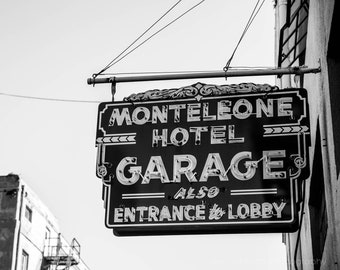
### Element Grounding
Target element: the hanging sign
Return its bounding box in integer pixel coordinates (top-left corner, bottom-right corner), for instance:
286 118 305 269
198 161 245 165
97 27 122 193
95 83 310 236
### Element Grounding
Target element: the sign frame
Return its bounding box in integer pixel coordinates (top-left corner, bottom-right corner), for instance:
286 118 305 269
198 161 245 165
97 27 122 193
95 83 310 236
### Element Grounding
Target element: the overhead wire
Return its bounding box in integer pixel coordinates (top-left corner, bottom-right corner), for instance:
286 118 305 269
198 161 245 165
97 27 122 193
93 0 206 77
223 0 266 74
0 92 101 103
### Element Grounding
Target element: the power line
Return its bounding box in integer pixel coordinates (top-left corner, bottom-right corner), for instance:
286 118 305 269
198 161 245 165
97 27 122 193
0 92 101 103
93 0 205 77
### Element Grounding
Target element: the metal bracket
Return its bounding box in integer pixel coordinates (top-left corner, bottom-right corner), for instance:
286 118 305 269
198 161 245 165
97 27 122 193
88 66 321 86
110 77 116 101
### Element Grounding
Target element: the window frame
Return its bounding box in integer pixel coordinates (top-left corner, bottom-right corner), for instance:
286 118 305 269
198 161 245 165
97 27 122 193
24 205 32 222
21 250 29 270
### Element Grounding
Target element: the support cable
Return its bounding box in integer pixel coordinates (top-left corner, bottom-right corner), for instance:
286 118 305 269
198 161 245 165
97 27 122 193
223 0 266 77
94 0 183 79
99 0 205 73
93 0 205 79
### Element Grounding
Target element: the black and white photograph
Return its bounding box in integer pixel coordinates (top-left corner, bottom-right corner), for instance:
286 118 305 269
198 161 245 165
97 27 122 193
1 1 338 270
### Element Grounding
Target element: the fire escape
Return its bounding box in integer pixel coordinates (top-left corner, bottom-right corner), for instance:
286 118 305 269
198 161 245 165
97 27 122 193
43 234 81 270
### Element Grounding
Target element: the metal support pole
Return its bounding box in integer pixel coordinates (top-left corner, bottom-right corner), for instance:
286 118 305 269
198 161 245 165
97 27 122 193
87 66 320 85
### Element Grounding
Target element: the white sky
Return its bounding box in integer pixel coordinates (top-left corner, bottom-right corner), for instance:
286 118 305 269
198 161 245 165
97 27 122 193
0 1 287 269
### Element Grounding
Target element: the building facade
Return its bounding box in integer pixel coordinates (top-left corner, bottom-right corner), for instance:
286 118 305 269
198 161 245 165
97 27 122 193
0 174 90 270
274 0 340 269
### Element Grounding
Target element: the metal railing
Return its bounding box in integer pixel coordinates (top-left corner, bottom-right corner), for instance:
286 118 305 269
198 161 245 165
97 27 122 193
43 235 80 268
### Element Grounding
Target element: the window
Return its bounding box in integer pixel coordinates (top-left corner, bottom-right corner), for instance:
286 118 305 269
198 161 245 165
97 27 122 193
21 250 29 270
45 227 51 240
25 205 32 222
277 0 309 68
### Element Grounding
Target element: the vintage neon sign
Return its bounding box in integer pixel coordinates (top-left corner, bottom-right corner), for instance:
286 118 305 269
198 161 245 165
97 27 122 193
95 83 310 236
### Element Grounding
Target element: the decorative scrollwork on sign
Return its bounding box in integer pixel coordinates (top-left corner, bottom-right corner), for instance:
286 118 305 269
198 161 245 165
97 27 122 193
289 154 307 179
123 82 279 102
293 156 306 169
97 164 108 178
